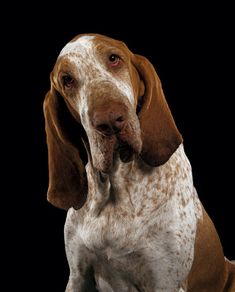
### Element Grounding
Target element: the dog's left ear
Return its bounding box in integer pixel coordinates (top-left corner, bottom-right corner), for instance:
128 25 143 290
132 54 183 166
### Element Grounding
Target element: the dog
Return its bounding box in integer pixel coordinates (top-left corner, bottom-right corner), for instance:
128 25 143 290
44 33 235 291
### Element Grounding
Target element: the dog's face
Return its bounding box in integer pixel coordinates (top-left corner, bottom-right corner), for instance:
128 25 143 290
51 34 144 173
44 34 182 209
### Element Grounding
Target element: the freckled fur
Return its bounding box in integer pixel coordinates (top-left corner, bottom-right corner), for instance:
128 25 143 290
44 34 235 291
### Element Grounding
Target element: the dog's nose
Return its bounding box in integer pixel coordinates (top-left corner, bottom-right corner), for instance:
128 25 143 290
92 104 127 136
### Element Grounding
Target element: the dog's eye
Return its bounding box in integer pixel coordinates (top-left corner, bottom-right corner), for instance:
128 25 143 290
109 54 121 67
62 74 74 88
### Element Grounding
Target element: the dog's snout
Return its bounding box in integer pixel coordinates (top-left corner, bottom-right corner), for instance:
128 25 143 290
92 104 127 136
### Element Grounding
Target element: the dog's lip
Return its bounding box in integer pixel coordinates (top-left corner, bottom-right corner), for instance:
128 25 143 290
118 143 134 162
116 138 140 163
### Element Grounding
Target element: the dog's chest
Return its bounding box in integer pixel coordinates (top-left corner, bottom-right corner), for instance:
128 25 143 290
66 191 199 290
80 207 138 256
78 192 197 256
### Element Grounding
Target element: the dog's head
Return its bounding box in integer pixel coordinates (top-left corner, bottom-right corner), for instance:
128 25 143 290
44 34 182 209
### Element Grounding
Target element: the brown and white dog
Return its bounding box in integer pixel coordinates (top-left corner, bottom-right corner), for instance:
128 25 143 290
44 34 235 291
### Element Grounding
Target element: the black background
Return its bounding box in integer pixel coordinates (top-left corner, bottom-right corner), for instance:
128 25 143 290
5 3 234 291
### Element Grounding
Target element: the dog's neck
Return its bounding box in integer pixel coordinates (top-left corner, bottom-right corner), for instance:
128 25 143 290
84 144 191 217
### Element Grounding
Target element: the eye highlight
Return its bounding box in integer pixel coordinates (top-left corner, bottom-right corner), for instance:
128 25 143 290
109 54 121 67
62 74 74 88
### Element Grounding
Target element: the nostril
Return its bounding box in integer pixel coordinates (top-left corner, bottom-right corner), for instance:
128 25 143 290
114 116 126 130
96 124 113 135
97 124 109 131
116 116 124 122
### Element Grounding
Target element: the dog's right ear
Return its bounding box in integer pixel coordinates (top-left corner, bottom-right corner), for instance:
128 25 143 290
43 87 88 210
132 54 183 166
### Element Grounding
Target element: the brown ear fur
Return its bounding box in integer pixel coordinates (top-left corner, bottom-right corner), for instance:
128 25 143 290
43 88 87 210
133 54 183 166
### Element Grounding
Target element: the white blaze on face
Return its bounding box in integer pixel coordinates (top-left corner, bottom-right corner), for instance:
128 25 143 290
59 35 135 110
59 35 95 57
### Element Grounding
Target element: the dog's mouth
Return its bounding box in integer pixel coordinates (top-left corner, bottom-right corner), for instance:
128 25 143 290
84 123 142 173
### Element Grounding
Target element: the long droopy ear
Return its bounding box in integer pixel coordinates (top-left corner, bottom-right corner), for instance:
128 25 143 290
43 87 87 210
132 54 183 166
